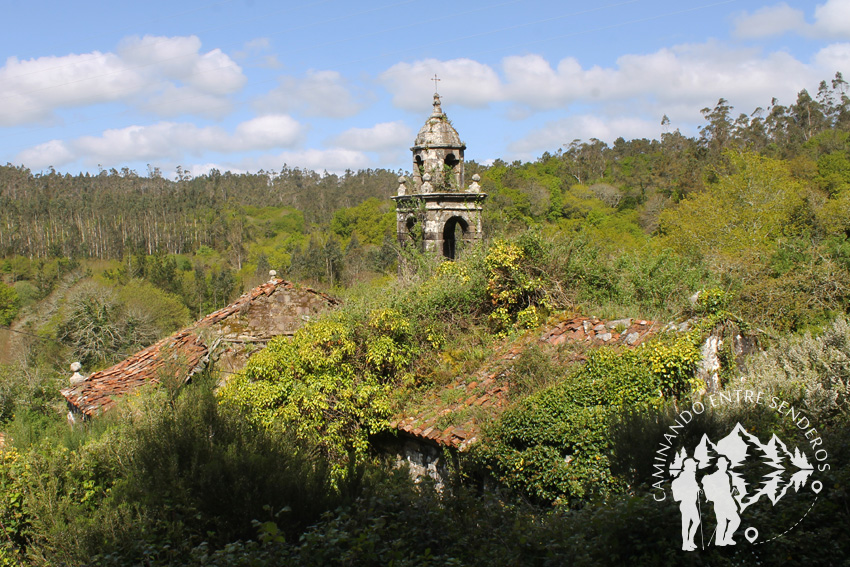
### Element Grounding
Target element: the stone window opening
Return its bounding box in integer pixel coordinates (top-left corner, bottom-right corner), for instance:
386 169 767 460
443 153 459 190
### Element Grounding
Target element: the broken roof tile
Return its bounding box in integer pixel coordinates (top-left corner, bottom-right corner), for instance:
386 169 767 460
393 314 660 451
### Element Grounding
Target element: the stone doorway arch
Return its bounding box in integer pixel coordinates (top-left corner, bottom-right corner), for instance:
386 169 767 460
442 216 469 259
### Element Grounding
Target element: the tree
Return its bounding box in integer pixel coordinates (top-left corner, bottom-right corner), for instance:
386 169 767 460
660 151 807 272
562 138 609 184
699 98 733 159
0 284 19 326
218 309 417 481
58 281 158 367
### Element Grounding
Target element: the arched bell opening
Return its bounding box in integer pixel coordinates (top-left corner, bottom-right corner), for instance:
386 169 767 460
414 155 425 182
443 153 460 190
405 216 422 247
442 216 469 260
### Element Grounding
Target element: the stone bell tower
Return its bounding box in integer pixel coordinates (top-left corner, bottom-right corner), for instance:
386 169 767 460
392 92 486 259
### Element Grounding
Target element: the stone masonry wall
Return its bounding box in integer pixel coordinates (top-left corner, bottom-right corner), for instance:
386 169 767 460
208 284 338 375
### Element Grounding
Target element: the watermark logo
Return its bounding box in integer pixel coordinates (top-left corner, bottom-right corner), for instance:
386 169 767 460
652 390 828 551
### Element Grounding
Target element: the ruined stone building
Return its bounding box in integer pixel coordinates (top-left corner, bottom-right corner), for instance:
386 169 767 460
61 277 338 418
392 93 487 259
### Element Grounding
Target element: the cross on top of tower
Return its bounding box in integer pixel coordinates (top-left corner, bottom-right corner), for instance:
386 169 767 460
432 74 440 93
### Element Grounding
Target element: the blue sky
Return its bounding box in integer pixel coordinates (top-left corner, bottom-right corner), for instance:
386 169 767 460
0 0 847 178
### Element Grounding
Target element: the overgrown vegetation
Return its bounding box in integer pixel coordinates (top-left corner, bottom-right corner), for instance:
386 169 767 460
477 327 705 506
2 76 850 564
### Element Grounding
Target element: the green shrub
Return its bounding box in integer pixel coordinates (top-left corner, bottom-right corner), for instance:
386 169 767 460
0 284 19 326
218 308 417 481
478 331 702 506
0 364 62 426
733 258 850 332
11 281 38 309
57 280 159 368
738 317 850 422
116 279 191 335
0 376 347 566
484 233 551 333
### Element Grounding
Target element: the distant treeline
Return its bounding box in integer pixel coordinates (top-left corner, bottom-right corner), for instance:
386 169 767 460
0 166 399 259
2 73 849 264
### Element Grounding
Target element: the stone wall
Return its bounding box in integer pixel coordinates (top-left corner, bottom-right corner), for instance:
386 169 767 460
378 433 450 491
206 283 338 375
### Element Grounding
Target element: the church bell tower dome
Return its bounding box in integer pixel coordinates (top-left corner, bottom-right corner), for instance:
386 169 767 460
410 93 466 193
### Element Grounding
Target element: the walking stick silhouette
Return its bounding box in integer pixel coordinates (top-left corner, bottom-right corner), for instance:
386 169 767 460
698 488 705 549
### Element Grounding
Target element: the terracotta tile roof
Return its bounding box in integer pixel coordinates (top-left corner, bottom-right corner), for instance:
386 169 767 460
60 330 208 416
392 315 660 451
61 279 339 417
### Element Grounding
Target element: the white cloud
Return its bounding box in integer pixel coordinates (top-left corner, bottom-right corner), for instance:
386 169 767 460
0 35 246 127
15 115 304 169
509 115 660 156
814 0 850 37
733 3 806 38
501 55 586 109
378 44 816 124
259 55 283 69
243 38 271 52
255 70 362 118
117 35 245 94
186 163 247 178
233 115 304 149
329 121 412 152
0 52 147 125
140 84 234 118
814 43 850 75
501 45 815 115
379 58 502 111
72 123 215 163
733 0 850 39
239 148 372 175
15 140 75 169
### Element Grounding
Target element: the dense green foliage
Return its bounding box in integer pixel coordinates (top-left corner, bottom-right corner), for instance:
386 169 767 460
0 284 18 326
2 76 850 564
0 166 398 260
478 329 704 506
218 308 417 480
0 377 365 566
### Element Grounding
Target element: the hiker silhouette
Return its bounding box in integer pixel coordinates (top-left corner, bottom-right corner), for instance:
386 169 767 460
702 456 741 546
671 457 701 551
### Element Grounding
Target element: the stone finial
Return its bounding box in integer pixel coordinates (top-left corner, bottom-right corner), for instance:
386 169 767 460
269 270 278 283
421 172 434 193
397 176 407 196
70 362 85 385
432 93 443 116
468 173 481 193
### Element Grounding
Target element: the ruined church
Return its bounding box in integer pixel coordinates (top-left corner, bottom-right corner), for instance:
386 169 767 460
60 91 486 416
